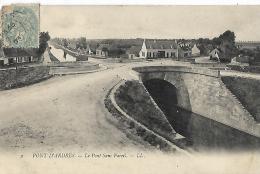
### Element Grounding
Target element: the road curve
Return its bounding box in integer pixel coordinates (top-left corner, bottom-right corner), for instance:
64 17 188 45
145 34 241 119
0 64 160 153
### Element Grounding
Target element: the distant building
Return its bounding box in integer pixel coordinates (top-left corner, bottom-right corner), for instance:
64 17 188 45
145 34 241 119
139 39 178 59
178 45 191 58
231 55 251 64
178 41 191 58
86 46 93 55
67 40 77 50
191 44 200 57
178 42 200 58
1 48 39 66
209 48 223 61
236 41 260 50
96 44 109 57
125 46 141 59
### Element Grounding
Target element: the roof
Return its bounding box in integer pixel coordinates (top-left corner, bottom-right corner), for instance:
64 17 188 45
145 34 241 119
209 48 225 58
96 44 110 51
126 46 141 55
210 48 220 53
179 45 191 51
3 48 39 57
145 39 178 49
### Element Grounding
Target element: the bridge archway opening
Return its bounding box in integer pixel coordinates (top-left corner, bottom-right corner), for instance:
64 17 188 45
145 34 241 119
143 79 191 138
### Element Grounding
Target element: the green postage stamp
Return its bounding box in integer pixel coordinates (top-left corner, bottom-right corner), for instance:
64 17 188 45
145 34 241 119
1 4 40 48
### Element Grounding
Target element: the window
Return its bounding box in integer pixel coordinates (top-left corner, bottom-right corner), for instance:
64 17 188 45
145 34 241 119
166 52 169 58
17 57 22 63
147 52 151 58
24 57 29 62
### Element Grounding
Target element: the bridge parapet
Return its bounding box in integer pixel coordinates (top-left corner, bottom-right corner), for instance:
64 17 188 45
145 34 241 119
133 66 220 78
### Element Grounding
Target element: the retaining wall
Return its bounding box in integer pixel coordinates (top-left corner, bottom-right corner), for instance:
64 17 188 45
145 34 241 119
0 66 51 90
227 64 260 73
134 66 260 138
222 76 260 122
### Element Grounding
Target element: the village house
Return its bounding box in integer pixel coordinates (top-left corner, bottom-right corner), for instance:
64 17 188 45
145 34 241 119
178 42 192 58
178 42 200 58
86 44 96 55
96 44 109 57
209 48 223 61
67 40 77 50
125 46 140 59
191 44 200 57
0 48 39 66
139 39 178 59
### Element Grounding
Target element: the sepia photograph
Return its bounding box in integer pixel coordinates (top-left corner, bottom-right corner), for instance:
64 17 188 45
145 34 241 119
0 1 260 173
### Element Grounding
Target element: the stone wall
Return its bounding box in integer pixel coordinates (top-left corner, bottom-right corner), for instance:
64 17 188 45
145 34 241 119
222 76 260 122
0 66 51 90
227 64 260 73
135 66 260 138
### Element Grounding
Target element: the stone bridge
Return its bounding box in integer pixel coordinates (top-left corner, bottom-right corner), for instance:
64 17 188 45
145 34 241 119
132 66 260 149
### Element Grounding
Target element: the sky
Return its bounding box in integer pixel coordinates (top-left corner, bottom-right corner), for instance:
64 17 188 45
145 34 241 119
39 5 260 41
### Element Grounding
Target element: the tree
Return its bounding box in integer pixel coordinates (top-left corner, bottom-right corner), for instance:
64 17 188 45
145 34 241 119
219 30 235 43
212 37 221 47
39 32 51 54
79 37 87 49
218 30 238 62
63 39 68 48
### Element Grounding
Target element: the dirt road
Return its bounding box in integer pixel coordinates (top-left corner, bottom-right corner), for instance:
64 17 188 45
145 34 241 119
0 64 159 153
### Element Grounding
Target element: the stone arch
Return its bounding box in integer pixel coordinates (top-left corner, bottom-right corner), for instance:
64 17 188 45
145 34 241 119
143 78 192 138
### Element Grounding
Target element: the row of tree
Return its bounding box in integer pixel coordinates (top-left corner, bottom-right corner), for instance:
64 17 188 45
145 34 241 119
52 37 88 50
197 30 238 62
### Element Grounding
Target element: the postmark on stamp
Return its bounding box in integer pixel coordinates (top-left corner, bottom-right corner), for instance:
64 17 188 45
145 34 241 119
1 4 40 48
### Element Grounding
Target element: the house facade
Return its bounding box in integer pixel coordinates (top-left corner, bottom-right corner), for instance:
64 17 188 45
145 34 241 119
125 46 141 59
209 48 221 61
191 44 200 57
178 43 192 58
1 48 39 66
178 42 200 58
96 44 109 57
139 39 178 59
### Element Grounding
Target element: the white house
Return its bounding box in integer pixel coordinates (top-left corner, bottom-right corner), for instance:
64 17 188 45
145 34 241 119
86 45 94 55
96 44 109 57
139 39 178 59
209 48 222 62
191 44 200 57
